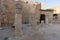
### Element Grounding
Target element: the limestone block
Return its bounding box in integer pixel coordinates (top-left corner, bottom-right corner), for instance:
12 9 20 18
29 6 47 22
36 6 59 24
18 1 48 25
40 21 45 27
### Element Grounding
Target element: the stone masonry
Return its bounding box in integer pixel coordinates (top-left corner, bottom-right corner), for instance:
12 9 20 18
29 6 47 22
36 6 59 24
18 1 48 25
14 13 23 36
0 0 15 26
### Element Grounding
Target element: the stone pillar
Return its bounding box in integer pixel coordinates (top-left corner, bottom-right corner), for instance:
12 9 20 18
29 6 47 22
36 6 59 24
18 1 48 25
31 14 37 30
14 13 23 36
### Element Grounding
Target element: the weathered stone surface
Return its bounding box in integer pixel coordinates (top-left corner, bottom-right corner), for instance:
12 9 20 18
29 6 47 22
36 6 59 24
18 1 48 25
14 13 23 36
0 0 15 26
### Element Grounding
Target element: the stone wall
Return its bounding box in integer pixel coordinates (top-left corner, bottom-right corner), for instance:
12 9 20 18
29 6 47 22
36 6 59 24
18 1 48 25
1 0 15 26
35 4 53 24
16 1 30 24
40 11 53 24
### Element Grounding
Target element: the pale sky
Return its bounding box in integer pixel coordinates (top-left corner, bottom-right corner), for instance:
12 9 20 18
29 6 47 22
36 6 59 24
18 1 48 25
27 0 60 9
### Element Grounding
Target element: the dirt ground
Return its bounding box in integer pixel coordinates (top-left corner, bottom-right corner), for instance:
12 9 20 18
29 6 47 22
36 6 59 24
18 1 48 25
0 24 60 40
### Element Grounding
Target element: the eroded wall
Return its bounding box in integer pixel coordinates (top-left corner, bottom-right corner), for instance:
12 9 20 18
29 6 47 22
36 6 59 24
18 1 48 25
1 0 15 26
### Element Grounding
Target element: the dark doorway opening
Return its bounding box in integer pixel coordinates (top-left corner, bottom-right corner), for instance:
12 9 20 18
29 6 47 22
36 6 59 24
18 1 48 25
40 14 45 23
53 14 58 20
53 14 57 16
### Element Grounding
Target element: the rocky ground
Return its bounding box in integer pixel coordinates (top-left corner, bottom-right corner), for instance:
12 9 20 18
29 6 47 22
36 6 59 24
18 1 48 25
0 24 60 40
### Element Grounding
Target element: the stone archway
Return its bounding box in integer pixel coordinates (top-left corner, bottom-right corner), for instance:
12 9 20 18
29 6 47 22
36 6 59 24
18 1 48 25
40 14 46 23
